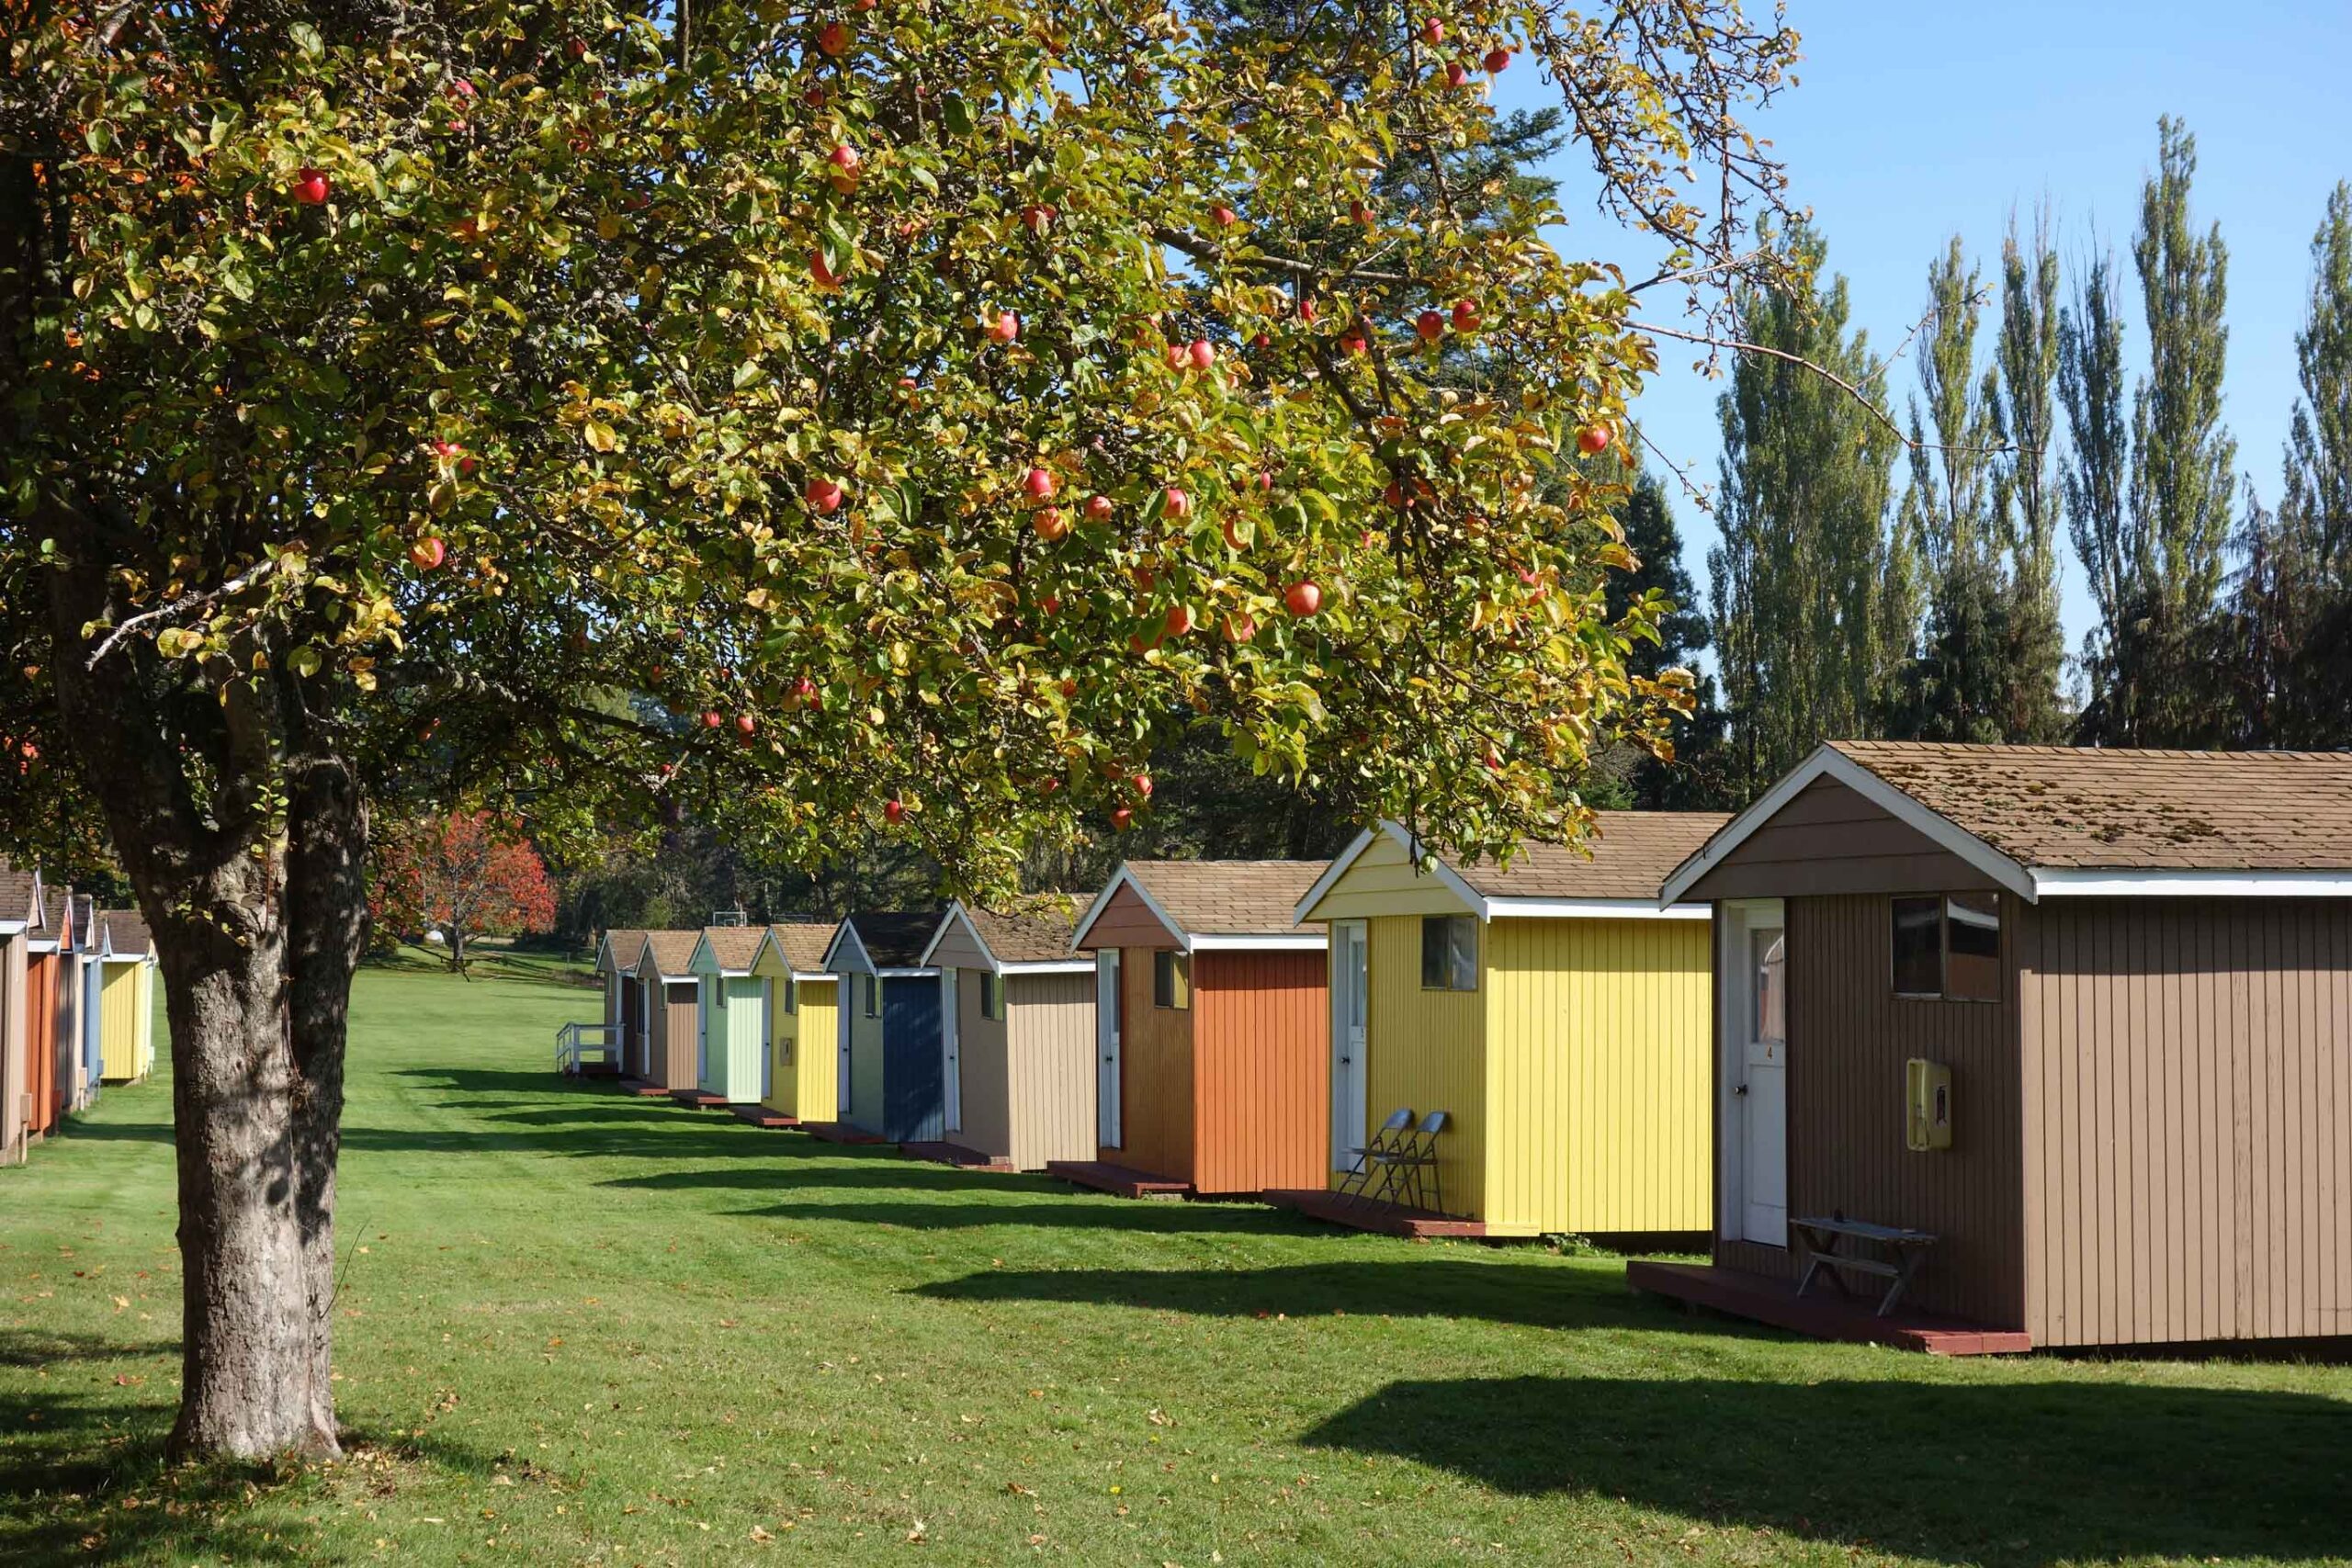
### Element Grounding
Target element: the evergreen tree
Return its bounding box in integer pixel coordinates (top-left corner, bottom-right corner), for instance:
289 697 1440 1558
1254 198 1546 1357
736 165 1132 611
1608 471 1731 807
2059 243 2134 718
1991 213 2071 740
1709 222 1905 802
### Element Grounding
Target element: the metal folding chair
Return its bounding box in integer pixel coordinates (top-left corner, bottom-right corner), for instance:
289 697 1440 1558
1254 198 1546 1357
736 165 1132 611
1337 1108 1416 1204
1365 1110 1448 1213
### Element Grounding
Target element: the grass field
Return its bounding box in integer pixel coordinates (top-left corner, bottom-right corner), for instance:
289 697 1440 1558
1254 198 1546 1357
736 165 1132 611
3 954 2348 1565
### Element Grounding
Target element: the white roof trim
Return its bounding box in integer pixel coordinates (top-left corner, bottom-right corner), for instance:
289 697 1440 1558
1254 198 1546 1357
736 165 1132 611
820 919 876 973
1069 863 1189 953
918 901 994 973
1190 932 1327 952
1486 897 1713 921
0 920 26 936
28 936 61 952
1003 958 1100 975
791 969 834 983
1658 743 2037 905
876 965 938 978
2031 868 2352 898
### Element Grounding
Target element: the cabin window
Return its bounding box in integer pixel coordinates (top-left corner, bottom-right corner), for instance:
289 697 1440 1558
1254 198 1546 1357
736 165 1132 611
1892 894 2002 1002
1152 950 1191 1010
783 976 797 1015
979 971 1005 1021
864 974 881 1017
1419 914 1478 991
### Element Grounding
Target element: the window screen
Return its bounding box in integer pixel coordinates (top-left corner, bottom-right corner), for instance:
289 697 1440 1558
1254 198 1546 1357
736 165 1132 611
864 973 880 1018
1152 950 1190 1010
980 971 1005 1021
783 976 797 1015
1891 897 1943 996
1420 915 1478 991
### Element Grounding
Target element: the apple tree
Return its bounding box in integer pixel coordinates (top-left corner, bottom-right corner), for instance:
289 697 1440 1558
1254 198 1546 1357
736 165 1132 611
1 0 1797 1458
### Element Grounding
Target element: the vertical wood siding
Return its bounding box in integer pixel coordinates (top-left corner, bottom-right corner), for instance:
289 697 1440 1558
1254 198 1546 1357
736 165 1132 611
2020 897 2352 1347
770 977 838 1120
1192 950 1330 1196
847 984 887 1134
1 937 22 1160
1110 946 1194 1179
1485 917 1713 1236
652 982 699 1091
1080 885 1182 949
1353 914 1487 1217
880 976 944 1144
952 966 1014 1158
618 976 645 1078
99 961 152 1083
719 976 766 1101
1750 894 2026 1327
1004 971 1099 1170
25 953 58 1135
1688 776 2006 900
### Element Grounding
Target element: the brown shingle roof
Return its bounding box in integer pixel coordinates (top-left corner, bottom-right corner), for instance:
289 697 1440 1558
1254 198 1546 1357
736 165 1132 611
699 926 766 972
40 886 72 938
767 919 838 974
99 909 153 957
962 896 1086 964
1829 741 2352 872
1449 812 1733 900
596 929 650 973
638 930 701 976
841 911 942 969
1125 860 1327 938
0 867 40 925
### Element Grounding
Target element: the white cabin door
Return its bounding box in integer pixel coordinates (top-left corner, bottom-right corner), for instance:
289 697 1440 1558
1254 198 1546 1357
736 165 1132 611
1095 949 1122 1148
1739 915 1789 1246
940 969 963 1133
1329 919 1370 1169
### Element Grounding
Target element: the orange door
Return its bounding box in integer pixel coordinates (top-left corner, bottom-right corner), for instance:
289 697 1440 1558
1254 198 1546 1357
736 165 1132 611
25 953 59 1136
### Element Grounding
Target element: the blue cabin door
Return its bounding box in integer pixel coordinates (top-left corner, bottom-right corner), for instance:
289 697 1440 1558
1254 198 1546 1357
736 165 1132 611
880 975 944 1144
82 962 104 1109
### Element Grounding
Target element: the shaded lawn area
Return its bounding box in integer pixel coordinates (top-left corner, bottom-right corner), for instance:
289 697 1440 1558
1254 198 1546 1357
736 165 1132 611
2 960 2347 1565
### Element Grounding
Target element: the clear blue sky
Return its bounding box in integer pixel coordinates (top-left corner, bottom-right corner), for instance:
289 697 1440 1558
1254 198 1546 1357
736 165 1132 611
1492 1 2352 668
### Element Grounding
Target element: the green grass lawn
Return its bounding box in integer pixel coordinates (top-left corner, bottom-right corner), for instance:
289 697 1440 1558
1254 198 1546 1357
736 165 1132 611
3 955 2347 1565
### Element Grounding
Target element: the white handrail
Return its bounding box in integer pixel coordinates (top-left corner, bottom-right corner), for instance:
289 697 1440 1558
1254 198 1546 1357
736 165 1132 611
555 1021 619 1076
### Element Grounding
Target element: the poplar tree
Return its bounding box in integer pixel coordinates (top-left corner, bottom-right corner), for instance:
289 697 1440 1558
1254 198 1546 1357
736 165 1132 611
2059 245 2134 725
1991 214 2069 740
1890 236 2007 740
1709 222 1905 801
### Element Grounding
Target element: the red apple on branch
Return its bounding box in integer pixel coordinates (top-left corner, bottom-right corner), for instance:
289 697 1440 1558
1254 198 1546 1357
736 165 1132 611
1033 507 1069 541
1284 580 1323 616
1415 309 1445 342
409 536 447 571
1084 494 1115 524
1451 299 1483 332
1162 486 1193 519
1023 466 1057 501
291 166 330 205
987 310 1021 344
806 476 845 513
827 142 862 190
1577 423 1613 456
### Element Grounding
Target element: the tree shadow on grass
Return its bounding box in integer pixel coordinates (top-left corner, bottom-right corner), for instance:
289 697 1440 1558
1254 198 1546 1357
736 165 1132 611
1299 1374 2352 1567
914 1258 1666 1331
739 1196 1327 1237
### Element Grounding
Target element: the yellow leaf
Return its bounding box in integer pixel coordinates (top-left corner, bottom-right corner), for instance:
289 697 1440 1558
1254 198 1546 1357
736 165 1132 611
583 421 618 453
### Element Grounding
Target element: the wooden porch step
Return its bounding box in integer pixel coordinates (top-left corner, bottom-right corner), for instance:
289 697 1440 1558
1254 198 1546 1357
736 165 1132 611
1044 1159 1192 1199
1624 1259 2032 1356
1262 1187 1488 1239
616 1077 673 1099
729 1104 797 1130
900 1141 1016 1172
798 1120 888 1145
669 1089 729 1110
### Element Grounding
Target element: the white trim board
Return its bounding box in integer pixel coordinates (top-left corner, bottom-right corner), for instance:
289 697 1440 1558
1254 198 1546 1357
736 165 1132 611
1003 959 1098 976
2030 868 2352 898
1189 932 1328 952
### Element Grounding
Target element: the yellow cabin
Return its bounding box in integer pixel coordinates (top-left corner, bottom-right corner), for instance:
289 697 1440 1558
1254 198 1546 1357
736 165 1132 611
1289 815 1725 1238
95 908 159 1085
755 920 841 1125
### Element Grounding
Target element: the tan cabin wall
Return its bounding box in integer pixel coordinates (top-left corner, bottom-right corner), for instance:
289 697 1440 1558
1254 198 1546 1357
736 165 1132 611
1689 776 2004 900
0 932 23 1165
1108 945 1194 1179
951 966 1013 1157
648 978 699 1089
1717 892 2028 1330
2019 897 2352 1347
1003 971 1099 1170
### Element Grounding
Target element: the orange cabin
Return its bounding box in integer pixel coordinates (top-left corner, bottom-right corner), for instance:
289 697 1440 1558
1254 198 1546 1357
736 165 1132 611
1062 860 1329 1198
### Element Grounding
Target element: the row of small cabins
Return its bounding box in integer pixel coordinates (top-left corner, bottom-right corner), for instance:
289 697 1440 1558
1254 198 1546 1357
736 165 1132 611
0 863 160 1167
584 741 2352 1355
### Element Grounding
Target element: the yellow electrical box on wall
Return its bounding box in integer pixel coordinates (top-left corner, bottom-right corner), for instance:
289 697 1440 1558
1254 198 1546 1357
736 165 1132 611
1905 1058 1952 1151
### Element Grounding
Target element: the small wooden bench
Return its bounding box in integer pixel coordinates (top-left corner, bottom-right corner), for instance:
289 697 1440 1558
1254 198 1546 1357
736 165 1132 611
1792 1215 1938 1317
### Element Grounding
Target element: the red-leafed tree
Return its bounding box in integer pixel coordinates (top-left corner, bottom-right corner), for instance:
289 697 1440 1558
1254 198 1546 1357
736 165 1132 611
369 813 557 973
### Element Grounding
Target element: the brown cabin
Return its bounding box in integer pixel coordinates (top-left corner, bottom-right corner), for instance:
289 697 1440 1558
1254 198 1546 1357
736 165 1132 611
1639 740 2352 1351
1062 860 1329 1198
594 928 650 1077
629 931 705 1092
0 864 45 1167
918 898 1097 1171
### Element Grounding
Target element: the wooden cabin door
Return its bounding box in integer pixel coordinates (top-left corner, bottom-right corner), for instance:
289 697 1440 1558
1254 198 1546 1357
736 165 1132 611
1738 913 1789 1246
1329 920 1369 1170
939 968 962 1134
1095 949 1122 1147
